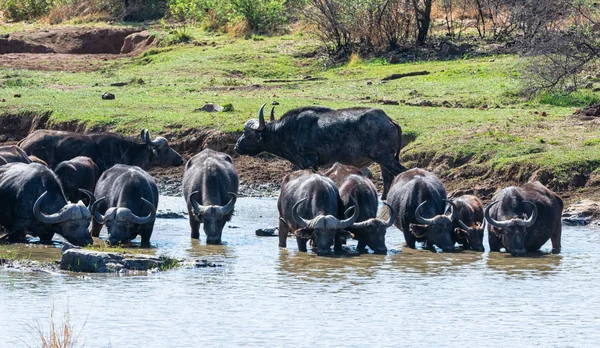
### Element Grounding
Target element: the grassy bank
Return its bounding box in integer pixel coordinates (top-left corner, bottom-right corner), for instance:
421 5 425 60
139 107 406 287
1 25 600 198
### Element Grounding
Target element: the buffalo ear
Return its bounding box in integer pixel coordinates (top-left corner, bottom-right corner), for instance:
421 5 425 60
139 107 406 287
294 228 313 239
409 223 428 238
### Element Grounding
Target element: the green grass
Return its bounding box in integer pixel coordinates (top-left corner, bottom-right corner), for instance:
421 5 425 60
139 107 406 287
1 27 600 193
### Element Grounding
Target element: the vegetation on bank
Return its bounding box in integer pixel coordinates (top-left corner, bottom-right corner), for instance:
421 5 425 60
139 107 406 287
1 25 600 193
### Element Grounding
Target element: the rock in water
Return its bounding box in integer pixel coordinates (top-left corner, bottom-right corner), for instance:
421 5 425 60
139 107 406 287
255 227 278 236
60 248 177 273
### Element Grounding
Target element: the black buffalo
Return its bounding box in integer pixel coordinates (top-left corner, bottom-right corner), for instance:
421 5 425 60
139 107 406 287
182 149 238 244
278 170 359 256
0 145 31 164
449 195 485 252
387 168 457 252
19 129 183 172
90 164 158 247
55 156 100 205
485 181 562 256
235 104 406 199
0 163 94 246
325 163 394 254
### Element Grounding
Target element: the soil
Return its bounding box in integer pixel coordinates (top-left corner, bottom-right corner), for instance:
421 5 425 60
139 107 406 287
0 27 155 72
572 103 600 120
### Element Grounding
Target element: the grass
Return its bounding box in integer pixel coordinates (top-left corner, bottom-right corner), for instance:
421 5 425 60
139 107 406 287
1 25 600 194
26 303 86 348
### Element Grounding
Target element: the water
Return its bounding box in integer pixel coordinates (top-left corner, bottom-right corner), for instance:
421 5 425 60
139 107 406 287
2 197 600 347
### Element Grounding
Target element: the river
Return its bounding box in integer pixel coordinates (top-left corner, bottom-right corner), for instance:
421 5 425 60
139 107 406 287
1 197 599 347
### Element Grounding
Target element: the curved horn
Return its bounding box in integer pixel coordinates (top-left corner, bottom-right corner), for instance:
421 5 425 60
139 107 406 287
444 199 457 220
189 191 207 216
123 198 156 225
335 196 360 229
292 197 311 228
523 200 538 228
458 219 473 234
78 188 96 208
270 106 276 122
415 201 435 225
256 103 266 130
90 197 107 224
484 201 511 228
216 193 237 216
141 129 151 144
33 191 69 224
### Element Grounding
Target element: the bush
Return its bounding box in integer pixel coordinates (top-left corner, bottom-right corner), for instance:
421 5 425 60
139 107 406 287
1 0 52 21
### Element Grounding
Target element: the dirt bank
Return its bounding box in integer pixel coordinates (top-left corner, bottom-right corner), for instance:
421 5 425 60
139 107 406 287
0 27 155 72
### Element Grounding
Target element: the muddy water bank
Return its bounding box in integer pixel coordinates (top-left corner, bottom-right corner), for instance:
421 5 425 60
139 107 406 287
2 197 600 347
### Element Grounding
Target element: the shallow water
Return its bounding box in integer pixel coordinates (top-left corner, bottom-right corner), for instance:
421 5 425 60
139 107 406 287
2 197 600 347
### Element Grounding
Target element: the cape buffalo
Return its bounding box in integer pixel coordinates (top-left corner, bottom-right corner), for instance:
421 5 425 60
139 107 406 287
278 170 359 256
387 168 457 252
0 145 31 164
484 181 562 256
235 104 406 199
19 129 183 172
325 163 394 254
449 195 485 252
55 156 100 205
0 163 94 246
182 149 238 244
90 164 158 247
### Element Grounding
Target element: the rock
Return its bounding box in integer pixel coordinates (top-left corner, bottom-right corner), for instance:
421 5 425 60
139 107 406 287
120 31 156 55
0 135 7 143
156 211 187 219
366 81 373 85
585 82 594 89
60 248 178 273
0 98 5 102
102 92 115 100
562 199 600 225
381 99 399 105
194 103 223 113
13 93 21 98
256 227 278 237
110 82 128 87
222 103 234 112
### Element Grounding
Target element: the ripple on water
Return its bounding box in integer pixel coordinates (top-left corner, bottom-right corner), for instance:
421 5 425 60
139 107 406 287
2 197 600 347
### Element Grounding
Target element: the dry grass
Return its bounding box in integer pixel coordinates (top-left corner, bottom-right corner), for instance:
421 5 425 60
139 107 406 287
25 303 86 348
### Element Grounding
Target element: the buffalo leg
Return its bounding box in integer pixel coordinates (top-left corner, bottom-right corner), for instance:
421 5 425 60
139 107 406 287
550 225 562 254
91 220 102 238
141 230 152 248
356 239 368 253
189 214 200 239
488 228 502 252
297 237 308 252
278 218 289 248
378 160 406 200
403 224 417 249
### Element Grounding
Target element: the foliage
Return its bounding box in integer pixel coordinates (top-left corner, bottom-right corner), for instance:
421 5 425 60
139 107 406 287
1 0 52 21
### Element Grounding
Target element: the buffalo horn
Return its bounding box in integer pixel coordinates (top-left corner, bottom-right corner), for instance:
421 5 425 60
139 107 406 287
257 103 266 130
523 201 538 227
90 197 107 224
415 201 435 225
270 106 276 122
458 219 473 234
33 191 70 224
215 193 237 216
292 197 311 228
335 196 360 229
444 199 457 220
78 188 96 208
123 198 156 225
484 201 510 228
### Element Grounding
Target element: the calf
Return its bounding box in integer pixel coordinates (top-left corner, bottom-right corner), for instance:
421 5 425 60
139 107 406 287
55 156 100 205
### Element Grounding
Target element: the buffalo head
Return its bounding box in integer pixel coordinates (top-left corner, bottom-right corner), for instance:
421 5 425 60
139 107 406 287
485 200 537 257
190 192 236 244
33 189 95 246
234 104 274 156
409 200 456 252
91 197 156 246
350 202 394 254
292 196 359 256
140 129 184 167
454 219 485 252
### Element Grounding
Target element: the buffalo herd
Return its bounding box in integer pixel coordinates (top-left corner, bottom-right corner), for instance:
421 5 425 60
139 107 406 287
0 104 563 258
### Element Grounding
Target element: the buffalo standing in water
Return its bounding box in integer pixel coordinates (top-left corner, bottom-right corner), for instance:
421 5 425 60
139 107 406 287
386 168 457 252
278 170 359 256
325 163 394 254
485 181 562 256
55 156 100 205
90 165 158 247
235 104 406 199
0 163 94 246
449 195 485 252
19 129 184 172
182 149 238 244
